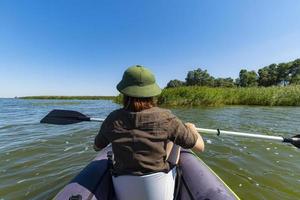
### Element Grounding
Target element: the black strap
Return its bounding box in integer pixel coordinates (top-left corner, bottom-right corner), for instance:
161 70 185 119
173 165 182 200
107 151 117 176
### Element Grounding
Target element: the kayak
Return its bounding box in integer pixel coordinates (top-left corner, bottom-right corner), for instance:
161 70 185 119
54 146 240 200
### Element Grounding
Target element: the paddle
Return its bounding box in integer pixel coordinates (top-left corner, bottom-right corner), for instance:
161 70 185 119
41 109 300 149
40 109 101 125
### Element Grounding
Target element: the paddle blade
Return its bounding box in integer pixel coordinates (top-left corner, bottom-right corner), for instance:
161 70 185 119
292 135 300 148
40 109 90 125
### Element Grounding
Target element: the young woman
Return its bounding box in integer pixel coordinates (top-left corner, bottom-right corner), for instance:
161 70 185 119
94 65 204 200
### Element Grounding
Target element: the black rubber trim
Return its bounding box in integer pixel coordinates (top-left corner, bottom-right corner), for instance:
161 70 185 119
181 174 195 200
174 166 182 200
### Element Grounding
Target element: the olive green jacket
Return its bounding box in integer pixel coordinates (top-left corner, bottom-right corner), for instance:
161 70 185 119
94 107 197 176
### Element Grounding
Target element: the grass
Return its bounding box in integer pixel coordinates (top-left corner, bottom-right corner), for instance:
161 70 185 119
157 85 300 106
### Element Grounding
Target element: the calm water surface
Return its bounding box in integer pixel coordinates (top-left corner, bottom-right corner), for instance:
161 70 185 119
0 99 299 200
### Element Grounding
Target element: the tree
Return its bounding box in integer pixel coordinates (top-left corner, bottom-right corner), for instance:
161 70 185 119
166 79 185 88
235 78 240 86
276 63 290 86
239 69 258 87
258 67 270 86
290 59 300 84
290 74 300 84
257 64 283 86
185 68 214 86
268 64 278 85
239 69 248 87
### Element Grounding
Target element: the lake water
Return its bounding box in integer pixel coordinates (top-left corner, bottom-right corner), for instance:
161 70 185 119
0 99 299 200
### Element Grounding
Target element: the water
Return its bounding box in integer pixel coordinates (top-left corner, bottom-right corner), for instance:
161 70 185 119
0 99 299 200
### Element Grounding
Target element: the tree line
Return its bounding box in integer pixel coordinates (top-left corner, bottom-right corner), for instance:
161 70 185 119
166 58 300 88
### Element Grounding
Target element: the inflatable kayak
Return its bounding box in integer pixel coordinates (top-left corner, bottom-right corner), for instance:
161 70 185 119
54 146 240 200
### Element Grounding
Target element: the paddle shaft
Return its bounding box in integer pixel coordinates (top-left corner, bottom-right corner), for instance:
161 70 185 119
196 128 284 142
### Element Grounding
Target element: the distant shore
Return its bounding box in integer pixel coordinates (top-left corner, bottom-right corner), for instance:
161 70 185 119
19 96 116 100
19 85 300 106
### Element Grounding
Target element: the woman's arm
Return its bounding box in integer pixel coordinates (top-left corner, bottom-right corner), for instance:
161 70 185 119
185 123 205 153
167 116 205 151
94 129 110 151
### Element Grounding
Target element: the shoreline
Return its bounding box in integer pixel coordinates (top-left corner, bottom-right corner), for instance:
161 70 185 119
17 85 300 106
19 96 116 100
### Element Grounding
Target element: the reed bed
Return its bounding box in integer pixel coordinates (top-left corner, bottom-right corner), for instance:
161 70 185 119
157 85 300 106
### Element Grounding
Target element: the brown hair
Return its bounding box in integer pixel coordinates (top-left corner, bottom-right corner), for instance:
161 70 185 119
123 95 156 112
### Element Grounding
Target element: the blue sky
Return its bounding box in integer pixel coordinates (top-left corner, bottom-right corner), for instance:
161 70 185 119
0 0 300 97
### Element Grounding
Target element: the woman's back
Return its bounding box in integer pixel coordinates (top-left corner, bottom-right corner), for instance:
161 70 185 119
95 107 197 176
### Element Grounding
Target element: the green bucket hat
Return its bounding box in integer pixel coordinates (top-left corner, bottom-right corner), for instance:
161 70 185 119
117 65 162 97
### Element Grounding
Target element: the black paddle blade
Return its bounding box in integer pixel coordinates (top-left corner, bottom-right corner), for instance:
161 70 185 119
292 135 300 148
40 109 90 125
